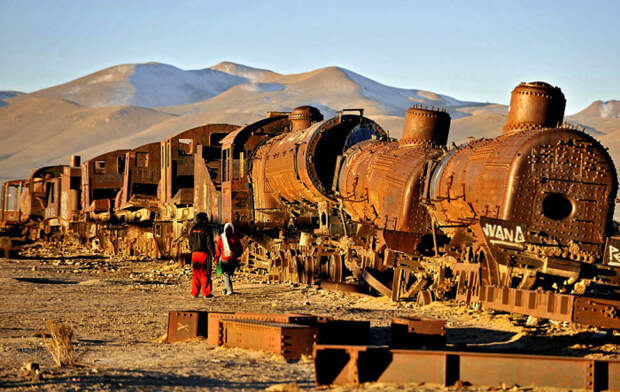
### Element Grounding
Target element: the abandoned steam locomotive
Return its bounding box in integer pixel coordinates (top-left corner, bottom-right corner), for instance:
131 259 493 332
1 81 619 328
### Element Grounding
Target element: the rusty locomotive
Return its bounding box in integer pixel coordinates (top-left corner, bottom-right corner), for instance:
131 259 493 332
2 81 619 327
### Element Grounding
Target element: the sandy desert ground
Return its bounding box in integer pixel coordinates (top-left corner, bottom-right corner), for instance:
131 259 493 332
0 243 618 391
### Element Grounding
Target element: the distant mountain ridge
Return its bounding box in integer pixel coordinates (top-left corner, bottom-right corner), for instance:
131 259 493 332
0 91 24 107
576 100 620 119
30 62 250 107
0 61 617 182
27 61 477 116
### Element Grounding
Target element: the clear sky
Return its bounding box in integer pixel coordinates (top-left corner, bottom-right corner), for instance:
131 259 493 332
1 0 618 114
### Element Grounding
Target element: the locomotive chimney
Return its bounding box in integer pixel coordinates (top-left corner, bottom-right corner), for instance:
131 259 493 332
400 106 451 146
503 81 566 133
70 155 81 167
289 106 323 132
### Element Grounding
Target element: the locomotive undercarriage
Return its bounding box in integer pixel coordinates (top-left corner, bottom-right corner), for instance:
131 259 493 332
239 216 620 329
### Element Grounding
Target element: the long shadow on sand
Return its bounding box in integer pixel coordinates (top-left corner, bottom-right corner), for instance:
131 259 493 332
16 255 108 261
459 330 619 356
14 277 78 285
3 368 315 390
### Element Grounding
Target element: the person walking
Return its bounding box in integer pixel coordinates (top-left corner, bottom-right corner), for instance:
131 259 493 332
189 212 215 298
215 222 243 295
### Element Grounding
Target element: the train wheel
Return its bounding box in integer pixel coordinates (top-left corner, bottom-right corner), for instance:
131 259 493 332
328 253 343 282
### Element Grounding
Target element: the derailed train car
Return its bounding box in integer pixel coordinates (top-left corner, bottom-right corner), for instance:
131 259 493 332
1 81 619 327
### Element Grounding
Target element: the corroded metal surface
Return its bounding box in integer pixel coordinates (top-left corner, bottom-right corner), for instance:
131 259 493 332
503 81 566 133
289 105 323 132
221 319 316 359
166 311 208 343
219 116 289 226
391 316 446 349
251 112 387 220
314 345 620 390
82 150 129 216
1 179 26 226
479 285 620 329
400 106 450 146
116 142 161 214
159 124 238 207
206 311 317 346
335 140 440 239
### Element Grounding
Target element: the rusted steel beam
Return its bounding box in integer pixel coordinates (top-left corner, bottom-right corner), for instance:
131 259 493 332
573 296 620 329
362 269 392 298
206 312 317 346
479 285 620 329
479 285 574 322
166 311 208 343
314 345 620 391
222 319 316 359
391 316 446 349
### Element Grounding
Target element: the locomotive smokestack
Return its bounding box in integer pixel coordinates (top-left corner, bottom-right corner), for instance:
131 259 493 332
503 81 566 133
70 155 81 167
400 106 451 146
289 106 323 132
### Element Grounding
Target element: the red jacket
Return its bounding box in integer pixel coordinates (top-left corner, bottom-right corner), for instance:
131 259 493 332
215 234 243 262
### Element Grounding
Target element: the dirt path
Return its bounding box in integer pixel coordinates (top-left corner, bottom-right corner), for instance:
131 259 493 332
0 247 618 391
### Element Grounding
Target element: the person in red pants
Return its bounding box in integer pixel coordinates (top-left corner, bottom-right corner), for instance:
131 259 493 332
189 212 215 298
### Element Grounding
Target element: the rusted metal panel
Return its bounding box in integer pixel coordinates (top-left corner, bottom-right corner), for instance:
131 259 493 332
166 311 208 343
222 319 316 359
391 316 446 349
314 345 620 391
